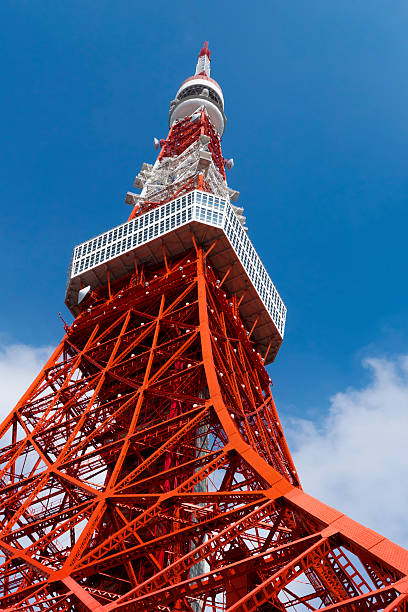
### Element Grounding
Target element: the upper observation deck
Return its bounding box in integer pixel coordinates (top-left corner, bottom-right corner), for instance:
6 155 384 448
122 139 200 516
65 190 286 363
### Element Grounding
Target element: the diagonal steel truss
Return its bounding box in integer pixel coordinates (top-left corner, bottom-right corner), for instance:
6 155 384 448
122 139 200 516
1 242 408 611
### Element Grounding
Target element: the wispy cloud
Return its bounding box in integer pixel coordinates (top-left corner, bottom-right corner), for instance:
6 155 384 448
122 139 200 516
0 343 53 423
286 355 408 546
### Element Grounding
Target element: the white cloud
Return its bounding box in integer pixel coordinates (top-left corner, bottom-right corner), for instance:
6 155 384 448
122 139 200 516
0 343 53 423
286 355 408 546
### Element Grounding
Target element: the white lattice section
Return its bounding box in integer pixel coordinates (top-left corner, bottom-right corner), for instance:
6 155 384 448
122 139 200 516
135 136 229 206
195 54 211 76
69 190 286 337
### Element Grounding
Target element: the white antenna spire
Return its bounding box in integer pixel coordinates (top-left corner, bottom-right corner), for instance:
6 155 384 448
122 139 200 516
195 41 211 77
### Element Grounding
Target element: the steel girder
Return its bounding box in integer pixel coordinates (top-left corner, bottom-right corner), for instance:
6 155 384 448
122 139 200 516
0 244 408 611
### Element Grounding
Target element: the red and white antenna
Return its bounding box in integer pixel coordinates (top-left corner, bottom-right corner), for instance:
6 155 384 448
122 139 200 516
169 41 225 134
195 40 211 76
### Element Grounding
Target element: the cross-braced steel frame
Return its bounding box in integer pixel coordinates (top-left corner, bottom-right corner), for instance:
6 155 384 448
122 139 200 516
1 241 408 611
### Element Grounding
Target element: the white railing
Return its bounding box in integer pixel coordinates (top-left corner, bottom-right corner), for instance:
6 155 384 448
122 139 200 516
68 190 286 337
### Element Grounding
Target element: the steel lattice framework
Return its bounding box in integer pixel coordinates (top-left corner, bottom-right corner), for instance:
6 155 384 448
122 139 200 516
1 43 408 611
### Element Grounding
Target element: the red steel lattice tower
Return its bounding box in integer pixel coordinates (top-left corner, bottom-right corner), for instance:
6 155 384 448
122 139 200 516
1 43 408 612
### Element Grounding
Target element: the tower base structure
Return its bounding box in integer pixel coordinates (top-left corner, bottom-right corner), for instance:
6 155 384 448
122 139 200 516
1 243 408 611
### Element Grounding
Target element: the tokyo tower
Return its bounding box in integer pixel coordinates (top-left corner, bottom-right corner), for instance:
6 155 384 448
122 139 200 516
1 42 408 611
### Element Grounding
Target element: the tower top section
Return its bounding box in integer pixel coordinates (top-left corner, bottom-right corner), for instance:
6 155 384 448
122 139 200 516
169 42 226 135
65 43 287 362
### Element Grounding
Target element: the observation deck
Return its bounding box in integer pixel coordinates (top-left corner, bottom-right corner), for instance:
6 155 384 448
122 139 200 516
65 190 286 362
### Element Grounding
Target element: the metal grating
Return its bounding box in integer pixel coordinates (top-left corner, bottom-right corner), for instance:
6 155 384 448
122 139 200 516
67 190 287 338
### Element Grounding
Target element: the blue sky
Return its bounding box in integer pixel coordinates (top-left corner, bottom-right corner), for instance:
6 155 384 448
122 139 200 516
1 2 408 536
